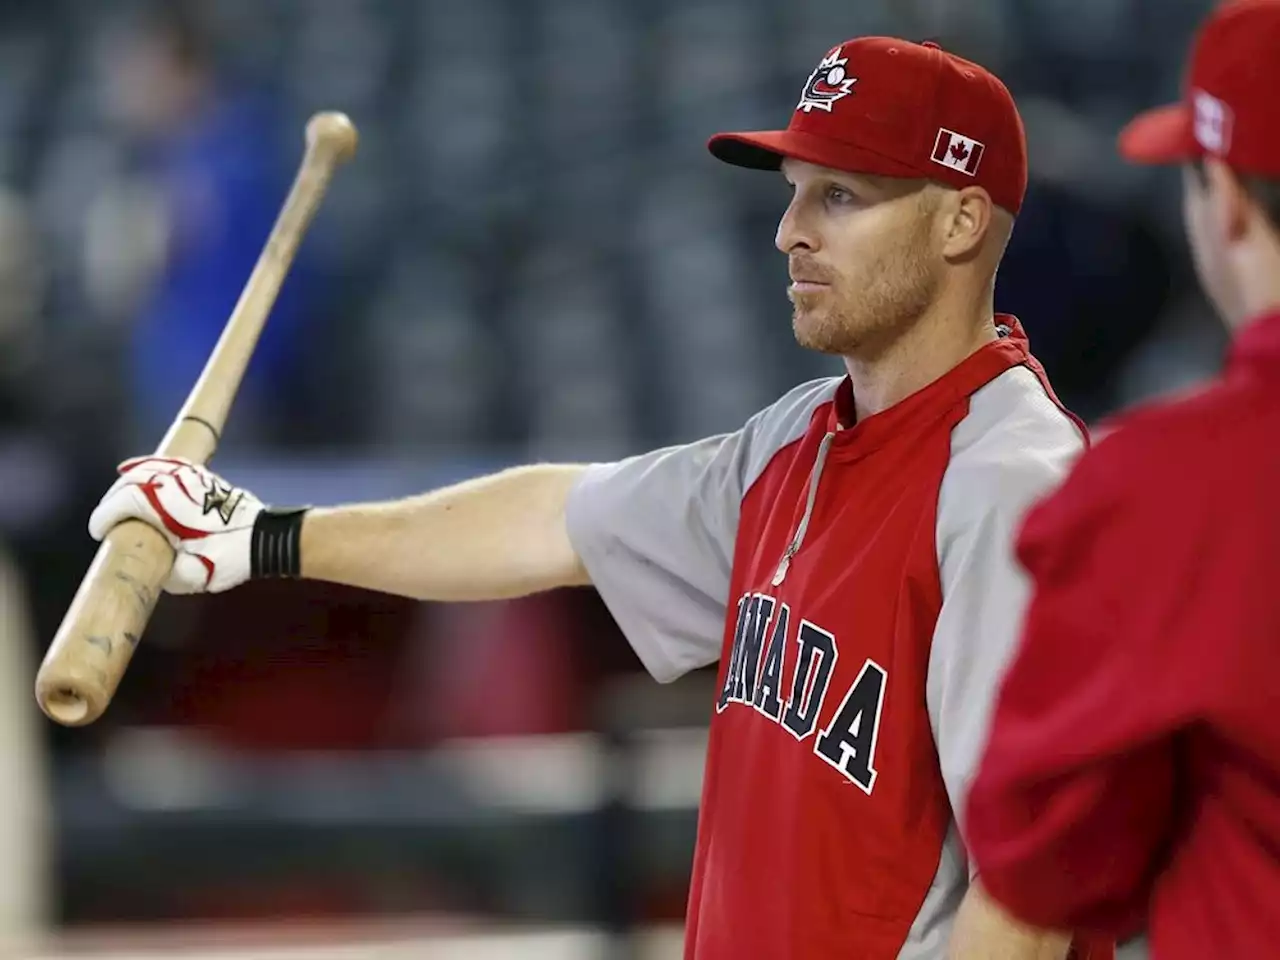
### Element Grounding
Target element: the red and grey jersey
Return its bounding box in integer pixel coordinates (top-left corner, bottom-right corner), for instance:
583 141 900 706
566 316 1088 959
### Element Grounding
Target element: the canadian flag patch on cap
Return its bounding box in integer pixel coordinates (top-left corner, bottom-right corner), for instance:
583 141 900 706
931 128 984 176
1192 90 1233 155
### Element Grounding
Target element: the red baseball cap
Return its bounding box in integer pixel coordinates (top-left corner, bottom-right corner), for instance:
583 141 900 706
708 37 1029 215
1119 0 1280 175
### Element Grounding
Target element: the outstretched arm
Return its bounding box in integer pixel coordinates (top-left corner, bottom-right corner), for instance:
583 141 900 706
300 464 592 600
88 457 592 600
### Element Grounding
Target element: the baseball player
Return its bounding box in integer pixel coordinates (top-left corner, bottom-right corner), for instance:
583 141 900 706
89 37 1099 959
963 2 1280 958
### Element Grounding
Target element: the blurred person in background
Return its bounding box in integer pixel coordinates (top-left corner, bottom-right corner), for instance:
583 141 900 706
0 541 52 953
83 35 1109 959
964 3 1280 958
0 190 53 954
97 0 313 451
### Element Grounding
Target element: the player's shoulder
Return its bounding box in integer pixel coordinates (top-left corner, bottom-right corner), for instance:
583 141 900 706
1016 374 1280 566
1110 372 1266 442
750 376 842 434
941 364 1088 519
1070 374 1270 497
739 376 842 485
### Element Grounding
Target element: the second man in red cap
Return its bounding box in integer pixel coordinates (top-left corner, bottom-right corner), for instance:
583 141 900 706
966 3 1280 957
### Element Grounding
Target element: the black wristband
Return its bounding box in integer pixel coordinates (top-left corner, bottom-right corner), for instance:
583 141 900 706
250 507 309 579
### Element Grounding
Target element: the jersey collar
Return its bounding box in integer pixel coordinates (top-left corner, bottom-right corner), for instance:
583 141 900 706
1227 308 1280 373
827 314 1031 458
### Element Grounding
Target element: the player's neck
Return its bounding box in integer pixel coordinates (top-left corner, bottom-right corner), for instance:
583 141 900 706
841 298 998 424
1229 231 1280 328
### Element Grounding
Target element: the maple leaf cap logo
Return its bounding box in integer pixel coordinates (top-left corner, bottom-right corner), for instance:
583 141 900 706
796 47 858 114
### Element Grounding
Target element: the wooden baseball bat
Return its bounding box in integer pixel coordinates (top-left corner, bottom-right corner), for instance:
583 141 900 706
34 111 359 727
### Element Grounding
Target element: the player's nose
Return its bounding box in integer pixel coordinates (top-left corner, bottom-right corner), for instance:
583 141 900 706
775 197 819 255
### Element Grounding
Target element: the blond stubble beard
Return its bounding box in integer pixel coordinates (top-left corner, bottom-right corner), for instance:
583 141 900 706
790 202 942 359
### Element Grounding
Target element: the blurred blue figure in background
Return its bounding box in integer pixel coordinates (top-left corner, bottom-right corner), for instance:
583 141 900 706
100 1 313 450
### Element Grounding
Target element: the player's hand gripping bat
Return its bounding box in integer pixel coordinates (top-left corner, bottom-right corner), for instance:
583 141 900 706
33 111 359 727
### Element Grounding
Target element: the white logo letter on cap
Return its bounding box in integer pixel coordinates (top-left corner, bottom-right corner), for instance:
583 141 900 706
1193 89 1233 155
931 128 985 176
797 47 858 113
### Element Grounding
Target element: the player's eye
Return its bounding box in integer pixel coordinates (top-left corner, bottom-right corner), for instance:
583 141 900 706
825 184 855 205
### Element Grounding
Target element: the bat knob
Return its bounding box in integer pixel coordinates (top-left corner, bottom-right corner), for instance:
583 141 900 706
306 111 359 164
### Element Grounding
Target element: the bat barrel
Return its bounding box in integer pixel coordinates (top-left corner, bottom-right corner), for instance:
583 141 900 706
43 688 91 726
34 517 172 726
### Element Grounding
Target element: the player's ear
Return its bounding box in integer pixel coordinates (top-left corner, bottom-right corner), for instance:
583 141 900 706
939 186 993 262
1203 157 1251 245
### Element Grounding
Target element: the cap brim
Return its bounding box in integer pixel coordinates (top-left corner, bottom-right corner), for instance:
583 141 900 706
1118 103 1197 165
708 129 924 179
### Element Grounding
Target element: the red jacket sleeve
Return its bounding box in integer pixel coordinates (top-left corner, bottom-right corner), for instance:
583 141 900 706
963 428 1212 940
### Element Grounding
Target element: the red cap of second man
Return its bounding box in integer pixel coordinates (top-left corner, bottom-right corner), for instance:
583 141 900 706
708 37 1029 215
1119 0 1280 175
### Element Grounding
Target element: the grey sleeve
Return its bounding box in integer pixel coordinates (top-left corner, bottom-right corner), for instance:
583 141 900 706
927 375 1085 861
565 379 838 683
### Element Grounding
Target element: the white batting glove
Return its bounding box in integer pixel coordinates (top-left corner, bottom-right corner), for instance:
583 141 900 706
88 456 306 594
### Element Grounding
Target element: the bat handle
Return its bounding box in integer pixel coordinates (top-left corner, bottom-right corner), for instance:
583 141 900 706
306 111 358 165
